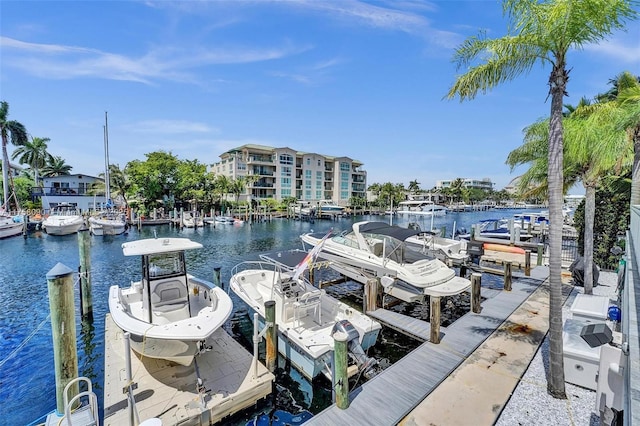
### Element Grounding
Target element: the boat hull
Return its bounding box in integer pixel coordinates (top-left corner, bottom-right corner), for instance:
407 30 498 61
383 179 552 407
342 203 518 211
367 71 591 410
42 216 85 235
89 217 127 236
0 220 23 239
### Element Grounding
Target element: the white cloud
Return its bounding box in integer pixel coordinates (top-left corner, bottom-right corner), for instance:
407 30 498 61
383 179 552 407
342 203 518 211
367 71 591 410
583 38 640 64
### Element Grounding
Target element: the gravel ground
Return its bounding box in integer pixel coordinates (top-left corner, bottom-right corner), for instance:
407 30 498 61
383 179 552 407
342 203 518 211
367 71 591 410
495 270 620 426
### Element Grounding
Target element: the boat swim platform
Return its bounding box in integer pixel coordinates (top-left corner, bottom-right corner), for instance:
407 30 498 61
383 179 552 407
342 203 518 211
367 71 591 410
103 314 274 426
304 266 552 426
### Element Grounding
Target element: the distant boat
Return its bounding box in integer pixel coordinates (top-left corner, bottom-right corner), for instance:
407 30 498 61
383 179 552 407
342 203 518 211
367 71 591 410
318 200 345 215
42 203 85 236
0 212 23 239
404 222 469 266
89 112 127 237
89 212 127 236
457 218 534 241
108 237 233 366
396 200 447 216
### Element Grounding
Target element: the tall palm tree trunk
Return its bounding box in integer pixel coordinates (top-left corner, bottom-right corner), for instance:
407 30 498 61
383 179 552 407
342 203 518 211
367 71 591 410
632 130 640 206
583 184 596 294
1 136 9 208
547 63 567 399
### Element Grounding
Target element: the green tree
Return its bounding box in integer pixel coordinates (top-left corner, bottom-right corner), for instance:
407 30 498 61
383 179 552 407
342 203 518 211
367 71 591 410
125 151 181 211
408 180 421 194
446 0 637 398
41 155 72 177
11 136 54 189
0 101 29 210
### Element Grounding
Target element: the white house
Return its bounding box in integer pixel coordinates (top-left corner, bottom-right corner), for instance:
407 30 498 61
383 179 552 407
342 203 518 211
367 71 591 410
37 174 107 212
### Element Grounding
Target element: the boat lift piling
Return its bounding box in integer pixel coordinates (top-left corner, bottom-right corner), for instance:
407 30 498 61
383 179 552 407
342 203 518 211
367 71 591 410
46 263 79 415
333 331 349 409
78 228 93 321
504 261 513 291
265 300 278 372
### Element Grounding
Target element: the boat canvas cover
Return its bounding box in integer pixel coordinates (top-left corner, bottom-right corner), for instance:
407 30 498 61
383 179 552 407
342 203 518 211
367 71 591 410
259 250 308 271
358 221 421 242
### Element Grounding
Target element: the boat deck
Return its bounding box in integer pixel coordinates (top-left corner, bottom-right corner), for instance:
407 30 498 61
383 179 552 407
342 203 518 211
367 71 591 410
304 266 550 425
103 314 274 425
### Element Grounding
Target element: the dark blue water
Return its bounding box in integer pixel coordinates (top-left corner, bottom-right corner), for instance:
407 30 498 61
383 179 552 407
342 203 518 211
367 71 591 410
0 209 537 425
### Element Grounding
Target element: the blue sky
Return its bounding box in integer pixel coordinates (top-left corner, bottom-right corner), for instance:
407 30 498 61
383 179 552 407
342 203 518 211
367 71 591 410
1 1 638 193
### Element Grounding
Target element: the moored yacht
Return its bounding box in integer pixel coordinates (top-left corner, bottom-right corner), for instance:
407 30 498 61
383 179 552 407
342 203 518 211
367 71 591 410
229 250 381 381
42 203 85 236
300 221 470 303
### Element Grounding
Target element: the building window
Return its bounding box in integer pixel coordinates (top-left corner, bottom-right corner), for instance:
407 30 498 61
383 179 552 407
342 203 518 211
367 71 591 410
306 158 311 166
340 161 350 171
279 154 293 165
281 166 292 177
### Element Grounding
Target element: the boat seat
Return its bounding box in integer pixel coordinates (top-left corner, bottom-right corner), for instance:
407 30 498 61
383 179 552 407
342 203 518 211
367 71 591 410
371 241 383 257
151 278 190 323
293 290 323 326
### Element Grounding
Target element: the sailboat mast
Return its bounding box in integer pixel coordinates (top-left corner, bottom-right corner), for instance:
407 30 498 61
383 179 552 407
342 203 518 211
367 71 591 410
104 111 111 207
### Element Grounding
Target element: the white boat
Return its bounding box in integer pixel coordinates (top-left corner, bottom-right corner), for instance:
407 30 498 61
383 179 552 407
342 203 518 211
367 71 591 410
211 215 243 225
0 213 23 239
457 218 536 242
42 203 85 236
404 223 469 266
88 113 127 237
182 212 204 228
229 250 381 381
300 221 470 303
89 211 127 236
292 202 316 217
108 237 233 366
318 200 345 215
396 200 447 216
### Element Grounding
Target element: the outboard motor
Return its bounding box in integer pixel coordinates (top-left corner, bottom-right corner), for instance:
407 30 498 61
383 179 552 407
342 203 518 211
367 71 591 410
332 320 379 380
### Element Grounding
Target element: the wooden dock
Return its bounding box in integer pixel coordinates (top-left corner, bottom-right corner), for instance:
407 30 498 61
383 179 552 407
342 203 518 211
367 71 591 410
304 266 550 426
103 314 274 425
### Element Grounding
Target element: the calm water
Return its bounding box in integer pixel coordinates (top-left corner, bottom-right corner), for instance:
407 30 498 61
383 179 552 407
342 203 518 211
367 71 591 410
0 209 537 425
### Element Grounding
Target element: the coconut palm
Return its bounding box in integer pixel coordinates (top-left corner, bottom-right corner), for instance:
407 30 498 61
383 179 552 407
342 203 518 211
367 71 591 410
11 136 54 189
41 156 73 177
0 101 29 209
446 0 637 398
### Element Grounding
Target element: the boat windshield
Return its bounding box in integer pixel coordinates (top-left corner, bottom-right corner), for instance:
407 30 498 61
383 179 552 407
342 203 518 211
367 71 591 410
146 251 186 279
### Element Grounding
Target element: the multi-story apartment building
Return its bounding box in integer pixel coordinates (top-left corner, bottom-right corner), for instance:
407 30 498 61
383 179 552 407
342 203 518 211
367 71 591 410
211 144 367 206
436 177 494 191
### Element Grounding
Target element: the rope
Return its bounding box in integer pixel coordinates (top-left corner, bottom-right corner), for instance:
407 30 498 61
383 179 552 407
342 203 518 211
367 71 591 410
0 313 51 368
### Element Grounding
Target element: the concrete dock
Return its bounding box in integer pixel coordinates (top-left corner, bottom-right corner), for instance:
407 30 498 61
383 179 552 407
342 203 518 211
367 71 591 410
103 314 274 425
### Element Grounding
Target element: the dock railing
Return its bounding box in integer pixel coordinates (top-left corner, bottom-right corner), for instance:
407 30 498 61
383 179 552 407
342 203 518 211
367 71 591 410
624 205 640 424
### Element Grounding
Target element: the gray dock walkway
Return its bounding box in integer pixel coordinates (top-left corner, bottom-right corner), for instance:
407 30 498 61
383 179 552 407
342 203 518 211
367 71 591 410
103 314 274 425
305 266 550 426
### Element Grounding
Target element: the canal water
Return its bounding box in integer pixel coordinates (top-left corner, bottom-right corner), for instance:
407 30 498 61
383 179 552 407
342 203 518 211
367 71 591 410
0 209 538 425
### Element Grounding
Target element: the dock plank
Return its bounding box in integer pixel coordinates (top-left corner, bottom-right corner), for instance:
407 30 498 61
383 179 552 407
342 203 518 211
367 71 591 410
305 267 549 426
103 314 274 425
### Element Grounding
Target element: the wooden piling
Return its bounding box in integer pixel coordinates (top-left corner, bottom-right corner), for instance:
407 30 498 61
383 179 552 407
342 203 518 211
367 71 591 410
430 296 441 344
213 266 222 290
78 228 93 321
525 250 531 276
536 243 544 266
265 300 277 373
504 261 512 291
364 278 379 312
46 263 79 414
459 264 467 278
471 273 482 314
333 331 349 409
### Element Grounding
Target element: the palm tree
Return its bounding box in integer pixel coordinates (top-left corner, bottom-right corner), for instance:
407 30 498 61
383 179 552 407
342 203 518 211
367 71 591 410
41 156 73 177
408 180 421 194
11 136 54 188
0 101 29 209
446 0 637 398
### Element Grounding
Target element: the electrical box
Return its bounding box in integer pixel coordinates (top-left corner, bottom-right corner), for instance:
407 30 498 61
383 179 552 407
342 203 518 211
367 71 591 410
570 294 610 322
563 318 602 390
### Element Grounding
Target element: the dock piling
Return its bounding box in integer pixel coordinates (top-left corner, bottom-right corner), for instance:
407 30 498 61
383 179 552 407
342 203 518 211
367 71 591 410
333 331 350 409
265 301 277 372
46 263 79 415
471 273 482 313
525 250 531 276
430 296 441 344
364 278 379 312
78 228 93 321
504 261 512 291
